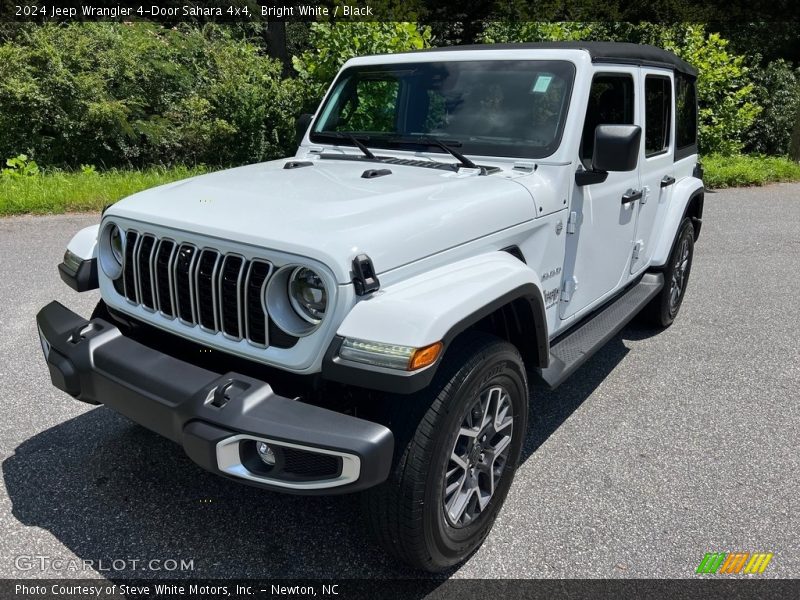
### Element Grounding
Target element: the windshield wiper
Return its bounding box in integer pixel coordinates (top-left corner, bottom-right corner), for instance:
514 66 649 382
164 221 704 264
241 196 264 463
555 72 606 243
317 131 380 160
388 136 478 170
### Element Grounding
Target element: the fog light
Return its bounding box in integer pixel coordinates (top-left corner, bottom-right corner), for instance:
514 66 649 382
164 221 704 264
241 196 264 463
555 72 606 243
256 441 276 466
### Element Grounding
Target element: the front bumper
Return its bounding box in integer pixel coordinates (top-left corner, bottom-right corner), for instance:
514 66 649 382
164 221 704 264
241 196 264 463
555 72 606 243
36 301 394 494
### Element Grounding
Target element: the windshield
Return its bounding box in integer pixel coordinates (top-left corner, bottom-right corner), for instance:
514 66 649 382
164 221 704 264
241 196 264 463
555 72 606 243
311 60 576 160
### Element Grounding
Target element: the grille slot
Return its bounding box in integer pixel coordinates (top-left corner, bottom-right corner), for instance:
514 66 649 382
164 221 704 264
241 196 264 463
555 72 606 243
119 232 288 348
174 244 197 324
244 260 271 347
137 234 157 310
123 231 139 303
195 249 221 331
220 255 245 339
154 240 176 317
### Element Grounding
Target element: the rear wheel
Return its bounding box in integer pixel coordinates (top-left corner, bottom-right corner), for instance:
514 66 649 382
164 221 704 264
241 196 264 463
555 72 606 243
643 218 695 327
363 332 528 571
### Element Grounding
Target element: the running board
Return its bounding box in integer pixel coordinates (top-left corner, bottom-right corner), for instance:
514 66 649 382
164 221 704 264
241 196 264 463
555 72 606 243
538 272 664 389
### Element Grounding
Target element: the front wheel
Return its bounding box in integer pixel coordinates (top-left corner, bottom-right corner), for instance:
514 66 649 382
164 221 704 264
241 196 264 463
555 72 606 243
363 333 528 571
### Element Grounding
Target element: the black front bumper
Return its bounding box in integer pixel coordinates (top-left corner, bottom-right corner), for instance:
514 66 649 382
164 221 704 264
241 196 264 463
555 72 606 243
36 301 394 494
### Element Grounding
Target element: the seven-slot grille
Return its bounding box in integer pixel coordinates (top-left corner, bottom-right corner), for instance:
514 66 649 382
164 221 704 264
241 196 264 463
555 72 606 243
120 230 279 347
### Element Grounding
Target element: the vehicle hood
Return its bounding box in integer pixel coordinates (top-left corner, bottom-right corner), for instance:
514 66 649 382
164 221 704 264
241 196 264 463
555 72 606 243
108 158 536 283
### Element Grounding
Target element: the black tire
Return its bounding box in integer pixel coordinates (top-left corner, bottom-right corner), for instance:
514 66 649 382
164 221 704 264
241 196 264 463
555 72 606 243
363 332 528 572
643 218 695 328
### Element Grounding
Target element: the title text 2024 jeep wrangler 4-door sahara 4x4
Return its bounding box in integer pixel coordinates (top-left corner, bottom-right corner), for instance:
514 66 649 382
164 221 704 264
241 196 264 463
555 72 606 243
37 42 703 571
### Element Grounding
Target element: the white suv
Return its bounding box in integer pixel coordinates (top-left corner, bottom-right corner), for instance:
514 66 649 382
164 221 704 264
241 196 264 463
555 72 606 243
37 42 704 571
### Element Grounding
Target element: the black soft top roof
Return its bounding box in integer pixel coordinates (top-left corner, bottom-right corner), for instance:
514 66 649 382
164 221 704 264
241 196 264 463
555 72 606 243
415 42 698 77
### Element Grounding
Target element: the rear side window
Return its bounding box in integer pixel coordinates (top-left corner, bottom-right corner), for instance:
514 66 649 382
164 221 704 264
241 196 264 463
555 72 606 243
644 75 671 156
675 73 697 158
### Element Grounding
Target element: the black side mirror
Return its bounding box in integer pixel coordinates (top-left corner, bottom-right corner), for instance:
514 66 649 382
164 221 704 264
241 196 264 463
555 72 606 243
295 113 313 149
593 124 641 172
576 124 641 187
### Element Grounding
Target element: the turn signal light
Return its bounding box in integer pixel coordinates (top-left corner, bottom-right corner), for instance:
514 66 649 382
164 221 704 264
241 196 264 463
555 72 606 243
409 342 443 371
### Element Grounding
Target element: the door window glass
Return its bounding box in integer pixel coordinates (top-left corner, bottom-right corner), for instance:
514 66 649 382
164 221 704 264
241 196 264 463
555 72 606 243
645 75 671 156
580 74 635 166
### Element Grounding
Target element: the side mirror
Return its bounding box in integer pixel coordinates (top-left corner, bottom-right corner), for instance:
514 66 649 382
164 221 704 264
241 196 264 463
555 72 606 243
295 113 313 149
575 124 641 187
592 124 641 172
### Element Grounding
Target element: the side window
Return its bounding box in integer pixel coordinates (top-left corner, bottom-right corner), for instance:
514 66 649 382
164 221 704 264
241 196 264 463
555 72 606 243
333 77 400 133
580 74 635 166
675 73 697 155
644 75 671 156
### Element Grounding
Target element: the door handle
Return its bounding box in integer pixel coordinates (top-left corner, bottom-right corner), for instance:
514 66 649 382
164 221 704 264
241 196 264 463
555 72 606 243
660 175 676 188
621 189 643 204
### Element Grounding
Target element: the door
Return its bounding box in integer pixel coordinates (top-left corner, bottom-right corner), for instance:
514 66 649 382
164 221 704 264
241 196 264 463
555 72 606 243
631 70 675 273
560 70 641 320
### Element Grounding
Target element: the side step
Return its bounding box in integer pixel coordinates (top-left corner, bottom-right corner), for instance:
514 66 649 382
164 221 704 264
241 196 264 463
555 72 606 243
538 272 664 389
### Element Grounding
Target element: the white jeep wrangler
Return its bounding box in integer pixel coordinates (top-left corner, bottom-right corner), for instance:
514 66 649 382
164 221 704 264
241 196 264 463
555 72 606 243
37 42 703 571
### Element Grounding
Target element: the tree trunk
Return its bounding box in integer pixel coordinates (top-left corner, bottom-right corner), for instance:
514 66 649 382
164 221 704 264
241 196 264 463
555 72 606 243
264 22 291 77
790 103 800 161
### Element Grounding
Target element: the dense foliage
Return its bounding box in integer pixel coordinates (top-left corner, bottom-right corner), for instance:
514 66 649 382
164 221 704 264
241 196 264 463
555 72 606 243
0 23 300 168
743 60 800 156
0 20 797 171
292 21 431 110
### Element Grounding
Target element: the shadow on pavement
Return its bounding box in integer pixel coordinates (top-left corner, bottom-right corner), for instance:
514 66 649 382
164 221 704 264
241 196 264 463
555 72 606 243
4 324 654 581
522 323 658 461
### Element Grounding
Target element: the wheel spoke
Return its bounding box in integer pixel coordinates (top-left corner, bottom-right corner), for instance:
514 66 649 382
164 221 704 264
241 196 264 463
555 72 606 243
450 452 468 470
442 384 516 528
491 434 512 456
447 478 477 523
445 473 466 497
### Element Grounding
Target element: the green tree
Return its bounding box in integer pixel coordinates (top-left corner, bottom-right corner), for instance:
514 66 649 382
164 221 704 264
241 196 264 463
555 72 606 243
292 21 431 110
0 23 301 168
743 60 800 156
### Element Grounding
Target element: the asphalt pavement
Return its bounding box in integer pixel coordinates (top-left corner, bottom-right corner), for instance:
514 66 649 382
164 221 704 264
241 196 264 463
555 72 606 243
0 184 798 581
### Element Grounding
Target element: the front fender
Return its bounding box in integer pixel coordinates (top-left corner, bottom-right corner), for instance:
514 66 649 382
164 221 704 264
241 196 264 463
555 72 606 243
324 252 549 394
67 224 99 260
59 225 100 292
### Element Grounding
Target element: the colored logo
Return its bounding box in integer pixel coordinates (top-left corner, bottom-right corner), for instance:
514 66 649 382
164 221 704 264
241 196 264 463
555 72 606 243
696 552 773 574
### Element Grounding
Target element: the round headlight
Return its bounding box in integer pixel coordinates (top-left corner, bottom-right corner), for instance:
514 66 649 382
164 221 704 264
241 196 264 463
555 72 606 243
288 267 327 323
99 222 124 280
110 226 123 264
265 265 329 337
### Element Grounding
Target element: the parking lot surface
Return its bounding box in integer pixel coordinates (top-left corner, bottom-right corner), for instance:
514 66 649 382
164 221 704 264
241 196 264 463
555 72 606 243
1 184 798 579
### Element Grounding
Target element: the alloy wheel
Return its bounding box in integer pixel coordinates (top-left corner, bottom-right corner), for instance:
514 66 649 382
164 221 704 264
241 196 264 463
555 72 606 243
443 386 514 528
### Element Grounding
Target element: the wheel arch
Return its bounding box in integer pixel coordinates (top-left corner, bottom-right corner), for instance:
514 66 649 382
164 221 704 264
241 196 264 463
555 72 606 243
441 284 549 373
651 178 704 267
324 252 550 394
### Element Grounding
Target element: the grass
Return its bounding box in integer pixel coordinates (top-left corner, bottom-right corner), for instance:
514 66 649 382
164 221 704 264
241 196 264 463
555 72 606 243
2 154 799 216
0 166 207 216
703 154 800 189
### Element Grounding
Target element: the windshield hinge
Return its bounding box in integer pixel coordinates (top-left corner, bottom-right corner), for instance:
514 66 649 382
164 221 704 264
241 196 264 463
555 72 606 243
567 211 578 234
352 254 380 296
561 276 578 302
632 240 643 261
640 185 650 205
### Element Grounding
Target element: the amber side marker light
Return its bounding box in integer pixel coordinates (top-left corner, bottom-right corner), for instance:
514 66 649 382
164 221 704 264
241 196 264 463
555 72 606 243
409 341 443 371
